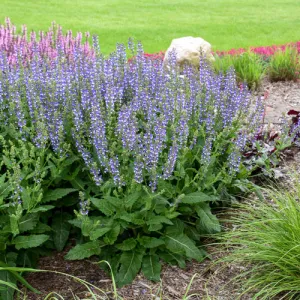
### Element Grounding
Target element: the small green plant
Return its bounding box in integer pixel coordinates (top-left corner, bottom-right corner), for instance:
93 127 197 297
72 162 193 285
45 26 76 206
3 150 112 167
216 175 300 299
213 54 235 75
268 47 299 82
213 51 266 89
0 130 82 299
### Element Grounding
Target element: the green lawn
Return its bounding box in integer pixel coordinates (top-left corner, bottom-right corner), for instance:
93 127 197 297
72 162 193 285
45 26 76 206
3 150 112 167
1 0 300 54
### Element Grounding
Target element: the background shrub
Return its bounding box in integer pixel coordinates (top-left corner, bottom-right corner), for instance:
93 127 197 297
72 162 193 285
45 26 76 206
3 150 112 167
213 52 266 90
268 47 300 82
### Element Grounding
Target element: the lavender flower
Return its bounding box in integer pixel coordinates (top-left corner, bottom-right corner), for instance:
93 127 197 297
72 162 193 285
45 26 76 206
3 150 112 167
79 192 89 215
0 32 265 192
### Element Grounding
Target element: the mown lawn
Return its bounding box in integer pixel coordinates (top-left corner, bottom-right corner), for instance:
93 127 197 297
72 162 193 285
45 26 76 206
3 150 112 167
0 0 299 54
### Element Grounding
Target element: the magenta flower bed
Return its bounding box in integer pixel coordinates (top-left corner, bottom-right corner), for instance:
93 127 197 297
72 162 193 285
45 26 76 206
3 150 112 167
216 41 300 57
143 41 300 60
0 18 95 64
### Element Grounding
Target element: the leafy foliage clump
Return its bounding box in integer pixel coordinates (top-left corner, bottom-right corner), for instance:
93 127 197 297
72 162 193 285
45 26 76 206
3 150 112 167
0 131 81 298
213 51 266 90
268 47 300 82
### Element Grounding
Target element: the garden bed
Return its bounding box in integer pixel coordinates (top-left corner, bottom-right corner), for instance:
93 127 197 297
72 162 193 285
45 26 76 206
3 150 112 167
1 19 299 300
21 79 300 300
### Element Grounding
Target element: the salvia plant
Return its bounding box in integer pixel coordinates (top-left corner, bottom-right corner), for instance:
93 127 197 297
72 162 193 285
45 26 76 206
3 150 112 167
2 19 296 295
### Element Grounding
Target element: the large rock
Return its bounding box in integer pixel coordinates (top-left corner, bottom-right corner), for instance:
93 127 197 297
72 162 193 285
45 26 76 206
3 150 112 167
163 36 215 68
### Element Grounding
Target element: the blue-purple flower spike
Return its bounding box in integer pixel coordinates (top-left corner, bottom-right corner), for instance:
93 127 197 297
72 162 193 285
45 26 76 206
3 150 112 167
0 37 265 190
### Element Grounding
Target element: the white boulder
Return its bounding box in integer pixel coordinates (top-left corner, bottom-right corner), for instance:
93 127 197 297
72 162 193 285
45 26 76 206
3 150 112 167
163 36 215 68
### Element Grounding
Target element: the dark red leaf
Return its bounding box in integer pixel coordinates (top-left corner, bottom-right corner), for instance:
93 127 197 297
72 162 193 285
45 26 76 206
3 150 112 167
287 109 300 116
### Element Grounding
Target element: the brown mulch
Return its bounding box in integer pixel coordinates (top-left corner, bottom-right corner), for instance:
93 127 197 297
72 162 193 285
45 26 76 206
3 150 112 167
21 80 300 300
261 79 300 126
23 244 250 300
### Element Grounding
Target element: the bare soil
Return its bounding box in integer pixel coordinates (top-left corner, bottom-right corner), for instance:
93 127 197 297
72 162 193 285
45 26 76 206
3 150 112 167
261 79 300 125
21 80 300 300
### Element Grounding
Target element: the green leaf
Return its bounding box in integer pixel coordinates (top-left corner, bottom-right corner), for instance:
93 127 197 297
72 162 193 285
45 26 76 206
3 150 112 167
116 238 137 251
195 203 221 234
158 251 186 268
19 214 39 233
103 196 123 208
124 190 144 208
9 215 20 236
65 241 103 260
62 155 80 167
178 206 194 214
186 226 201 241
153 195 170 213
0 216 9 227
181 192 215 204
0 236 6 251
29 222 51 234
146 215 173 226
81 217 94 237
142 254 161 282
70 178 87 190
0 180 10 199
0 173 6 185
163 232 205 262
157 180 175 198
91 197 115 216
143 195 153 211
119 212 133 223
68 219 82 228
164 219 185 235
0 260 40 294
3 252 18 264
174 161 186 178
2 156 12 167
115 250 144 287
148 223 163 231
42 188 77 203
20 188 32 211
138 237 165 248
164 211 181 219
89 227 111 240
103 224 120 245
0 270 16 300
13 234 49 250
52 212 71 251
55 195 79 208
16 250 39 268
30 205 55 213
120 213 145 225
0 265 40 297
